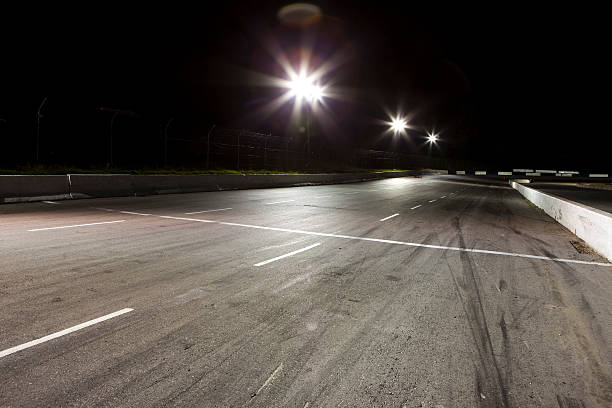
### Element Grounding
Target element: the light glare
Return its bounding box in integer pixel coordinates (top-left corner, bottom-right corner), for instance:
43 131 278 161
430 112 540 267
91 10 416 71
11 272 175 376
390 117 407 134
289 74 324 103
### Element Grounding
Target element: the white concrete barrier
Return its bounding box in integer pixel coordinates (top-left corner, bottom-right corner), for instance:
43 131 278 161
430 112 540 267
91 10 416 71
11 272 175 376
510 181 612 262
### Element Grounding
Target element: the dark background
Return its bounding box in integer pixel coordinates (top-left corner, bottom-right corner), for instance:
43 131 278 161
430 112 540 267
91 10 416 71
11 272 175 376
0 2 608 170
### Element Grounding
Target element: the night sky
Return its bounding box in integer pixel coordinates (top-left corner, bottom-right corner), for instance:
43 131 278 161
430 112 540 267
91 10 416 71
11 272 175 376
1 2 608 170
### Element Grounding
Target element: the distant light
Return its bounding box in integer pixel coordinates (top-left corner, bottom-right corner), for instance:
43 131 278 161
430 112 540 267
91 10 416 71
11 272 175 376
390 117 407 134
427 132 438 143
288 73 324 103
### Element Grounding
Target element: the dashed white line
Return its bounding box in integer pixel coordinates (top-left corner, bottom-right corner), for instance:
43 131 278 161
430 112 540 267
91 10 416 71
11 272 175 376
410 205 422 210
314 195 331 198
379 213 399 222
185 207 232 215
440 196 446 199
254 243 321 266
344 192 360 195
0 308 134 358
42 201 60 204
252 363 283 398
265 200 295 205
428 199 437 203
119 211 152 216
28 220 126 232
159 215 215 223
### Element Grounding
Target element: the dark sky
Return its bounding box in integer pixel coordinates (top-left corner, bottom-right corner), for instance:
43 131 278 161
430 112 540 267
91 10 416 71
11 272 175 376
1 2 609 170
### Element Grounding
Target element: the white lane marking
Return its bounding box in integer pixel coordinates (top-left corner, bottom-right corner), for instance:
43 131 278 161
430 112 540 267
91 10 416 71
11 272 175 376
159 215 215 223
42 201 60 204
252 363 283 398
428 199 437 203
28 220 126 232
344 192 360 195
410 205 422 210
210 220 611 267
119 211 152 216
440 196 446 199
379 213 399 222
450 193 455 195
265 200 295 205
314 195 331 198
254 243 321 267
0 308 134 358
184 207 232 215
92 207 115 212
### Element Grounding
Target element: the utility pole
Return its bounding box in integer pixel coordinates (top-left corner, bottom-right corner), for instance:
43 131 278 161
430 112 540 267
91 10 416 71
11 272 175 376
164 117 174 166
206 124 215 169
36 97 47 162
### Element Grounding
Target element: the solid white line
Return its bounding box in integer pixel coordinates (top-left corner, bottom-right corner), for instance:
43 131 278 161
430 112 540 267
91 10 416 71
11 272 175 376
159 215 215 223
119 211 152 216
254 363 283 396
212 221 611 267
42 201 60 204
0 308 134 359
185 207 232 215
379 213 399 222
254 243 321 266
28 220 126 232
410 205 422 210
265 200 295 205
428 199 437 203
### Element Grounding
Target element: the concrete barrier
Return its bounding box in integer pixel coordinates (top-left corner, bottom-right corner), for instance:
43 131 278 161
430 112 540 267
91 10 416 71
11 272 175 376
1 170 439 204
510 181 612 262
0 175 70 203
68 174 134 198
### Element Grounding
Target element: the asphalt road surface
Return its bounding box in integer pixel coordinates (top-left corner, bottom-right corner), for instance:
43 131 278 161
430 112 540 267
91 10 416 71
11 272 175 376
1 176 611 408
528 183 612 215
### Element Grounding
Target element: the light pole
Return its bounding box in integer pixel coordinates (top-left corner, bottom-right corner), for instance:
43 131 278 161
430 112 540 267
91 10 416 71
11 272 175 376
206 124 215 169
287 73 323 169
36 97 47 162
164 117 174 166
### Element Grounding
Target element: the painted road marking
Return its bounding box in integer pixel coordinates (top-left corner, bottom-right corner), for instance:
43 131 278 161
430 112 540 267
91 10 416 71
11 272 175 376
42 201 60 204
265 200 295 205
428 199 437 203
160 215 215 223
0 308 134 359
119 211 152 216
254 243 321 266
252 363 283 399
185 207 232 215
379 213 399 222
344 192 360 195
440 196 446 199
410 205 422 210
28 220 126 232
314 195 331 198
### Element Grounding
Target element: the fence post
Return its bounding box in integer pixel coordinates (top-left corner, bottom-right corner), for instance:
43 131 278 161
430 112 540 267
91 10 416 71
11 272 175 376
237 129 241 170
206 124 215 169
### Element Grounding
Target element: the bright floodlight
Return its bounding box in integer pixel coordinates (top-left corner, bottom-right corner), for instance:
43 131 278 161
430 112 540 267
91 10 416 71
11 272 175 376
390 117 407 134
427 132 439 143
289 74 323 103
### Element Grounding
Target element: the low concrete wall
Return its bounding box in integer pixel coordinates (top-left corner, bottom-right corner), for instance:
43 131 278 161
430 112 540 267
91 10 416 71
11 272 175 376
510 181 612 262
1 170 435 203
0 175 70 203
69 174 135 198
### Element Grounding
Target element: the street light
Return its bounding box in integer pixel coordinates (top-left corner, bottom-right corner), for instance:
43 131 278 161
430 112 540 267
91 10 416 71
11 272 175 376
390 117 408 134
426 131 439 143
287 73 325 168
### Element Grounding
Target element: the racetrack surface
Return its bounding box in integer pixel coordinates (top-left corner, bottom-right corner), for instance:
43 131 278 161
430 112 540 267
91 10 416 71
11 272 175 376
1 175 611 407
